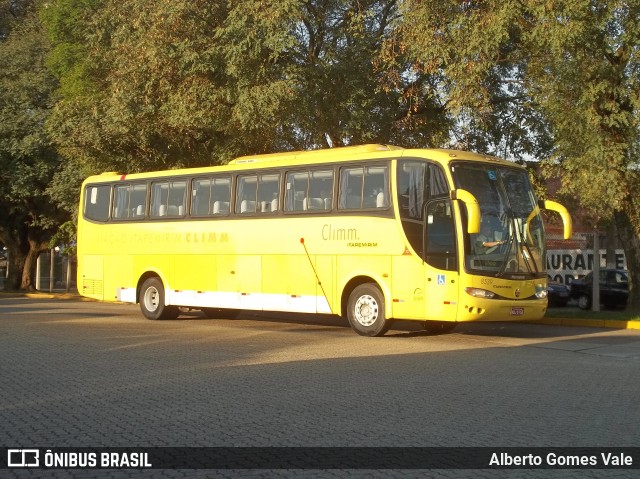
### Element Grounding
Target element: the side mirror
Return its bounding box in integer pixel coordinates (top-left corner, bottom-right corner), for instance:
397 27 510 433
541 200 573 239
451 189 480 234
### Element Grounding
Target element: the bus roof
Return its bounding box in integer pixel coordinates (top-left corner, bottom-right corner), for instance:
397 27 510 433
85 144 519 183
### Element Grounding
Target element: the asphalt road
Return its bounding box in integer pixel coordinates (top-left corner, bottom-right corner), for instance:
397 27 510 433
1 296 640 479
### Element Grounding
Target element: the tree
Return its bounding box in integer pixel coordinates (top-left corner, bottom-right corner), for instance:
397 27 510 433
45 0 454 176
0 0 67 290
388 0 640 310
0 2 65 289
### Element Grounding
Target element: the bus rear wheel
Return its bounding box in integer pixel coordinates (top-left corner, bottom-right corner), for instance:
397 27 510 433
347 283 390 337
139 277 179 320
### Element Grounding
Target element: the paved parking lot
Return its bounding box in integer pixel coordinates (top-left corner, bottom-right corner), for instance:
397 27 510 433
1 296 640 478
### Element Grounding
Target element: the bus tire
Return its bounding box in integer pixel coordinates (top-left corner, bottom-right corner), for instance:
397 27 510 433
139 277 179 320
347 283 390 337
422 320 457 334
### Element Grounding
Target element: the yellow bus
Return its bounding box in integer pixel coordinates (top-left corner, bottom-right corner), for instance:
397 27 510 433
77 144 571 336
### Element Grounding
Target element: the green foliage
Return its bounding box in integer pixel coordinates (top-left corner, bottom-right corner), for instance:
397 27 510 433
0 0 69 289
44 0 453 177
389 0 639 218
48 220 76 255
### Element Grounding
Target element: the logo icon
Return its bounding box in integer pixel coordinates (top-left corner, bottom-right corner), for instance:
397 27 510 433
437 274 446 285
8 449 40 467
514 288 521 298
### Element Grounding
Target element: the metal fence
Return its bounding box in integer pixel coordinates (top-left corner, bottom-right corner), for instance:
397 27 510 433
35 250 77 293
546 230 627 286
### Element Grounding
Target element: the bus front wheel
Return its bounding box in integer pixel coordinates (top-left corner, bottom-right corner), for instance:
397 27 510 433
347 283 390 337
139 277 179 320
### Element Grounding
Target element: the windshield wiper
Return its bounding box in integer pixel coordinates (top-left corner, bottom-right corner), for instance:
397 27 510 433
496 228 516 277
520 240 539 274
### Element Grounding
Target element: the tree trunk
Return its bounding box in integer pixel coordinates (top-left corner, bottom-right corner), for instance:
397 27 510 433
616 208 640 313
20 240 46 291
5 249 25 291
605 222 618 269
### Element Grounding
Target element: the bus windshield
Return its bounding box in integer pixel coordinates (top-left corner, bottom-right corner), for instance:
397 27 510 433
451 162 545 278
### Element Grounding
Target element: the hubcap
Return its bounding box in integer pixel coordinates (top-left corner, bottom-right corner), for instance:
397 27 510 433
144 286 160 312
354 294 379 327
578 296 589 309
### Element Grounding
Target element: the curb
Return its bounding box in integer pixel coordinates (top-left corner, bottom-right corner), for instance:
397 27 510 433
1 291 96 302
530 317 640 330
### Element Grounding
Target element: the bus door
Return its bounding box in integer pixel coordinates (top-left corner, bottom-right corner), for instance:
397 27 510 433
423 199 459 321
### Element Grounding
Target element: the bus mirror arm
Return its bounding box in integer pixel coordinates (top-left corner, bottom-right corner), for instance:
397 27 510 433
540 200 573 240
451 189 480 234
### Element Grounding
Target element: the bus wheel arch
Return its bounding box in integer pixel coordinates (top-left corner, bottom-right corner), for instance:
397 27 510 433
138 274 179 320
342 277 391 337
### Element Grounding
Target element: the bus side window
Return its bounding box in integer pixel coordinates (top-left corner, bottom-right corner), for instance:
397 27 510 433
192 177 230 216
363 166 389 208
151 180 186 218
211 177 230 215
236 175 257 214
84 184 111 222
192 178 212 216
113 185 130 219
285 171 308 212
151 183 169 217
168 181 187 216
308 169 333 210
339 167 364 209
257 174 279 213
339 165 388 210
130 183 147 218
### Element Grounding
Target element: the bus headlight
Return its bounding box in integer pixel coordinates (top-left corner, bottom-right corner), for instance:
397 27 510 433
535 284 548 299
465 287 496 299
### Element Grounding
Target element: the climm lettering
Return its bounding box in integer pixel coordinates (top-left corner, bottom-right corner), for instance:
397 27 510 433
185 232 229 243
322 224 359 241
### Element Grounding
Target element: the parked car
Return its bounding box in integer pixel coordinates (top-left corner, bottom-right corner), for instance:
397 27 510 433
547 281 570 307
570 269 629 310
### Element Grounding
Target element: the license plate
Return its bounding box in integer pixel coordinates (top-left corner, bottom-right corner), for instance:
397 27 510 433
511 307 525 316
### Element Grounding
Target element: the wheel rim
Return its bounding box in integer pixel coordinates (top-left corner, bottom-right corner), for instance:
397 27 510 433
143 286 160 312
353 294 379 327
578 296 589 309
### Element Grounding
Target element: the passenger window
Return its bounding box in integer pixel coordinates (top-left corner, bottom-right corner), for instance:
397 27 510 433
285 170 333 212
237 173 280 214
130 184 147 217
84 184 111 222
191 177 231 216
285 172 308 212
151 180 187 218
192 179 212 216
236 175 258 214
257 174 280 213
339 165 389 210
112 183 147 219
